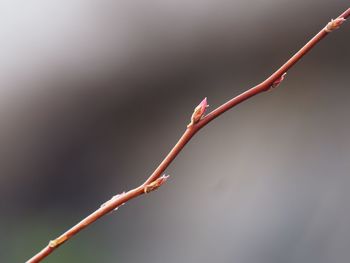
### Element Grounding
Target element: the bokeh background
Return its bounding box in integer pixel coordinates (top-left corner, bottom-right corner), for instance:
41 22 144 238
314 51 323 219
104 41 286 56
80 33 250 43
1 1 349 262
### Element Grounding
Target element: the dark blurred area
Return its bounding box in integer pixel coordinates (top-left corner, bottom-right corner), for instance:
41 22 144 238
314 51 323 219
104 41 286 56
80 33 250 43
1 1 349 262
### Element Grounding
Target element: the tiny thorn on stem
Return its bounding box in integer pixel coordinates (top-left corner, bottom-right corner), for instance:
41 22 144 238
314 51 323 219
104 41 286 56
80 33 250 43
187 97 209 127
325 17 346 32
271 73 287 89
49 235 68 248
144 175 169 193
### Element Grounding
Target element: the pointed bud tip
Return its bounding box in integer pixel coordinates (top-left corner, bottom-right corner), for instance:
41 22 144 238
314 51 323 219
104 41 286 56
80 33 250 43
198 97 208 112
161 174 170 179
156 174 169 185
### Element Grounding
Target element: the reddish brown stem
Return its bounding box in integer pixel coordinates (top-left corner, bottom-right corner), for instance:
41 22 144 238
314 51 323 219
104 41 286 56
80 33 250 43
27 8 349 263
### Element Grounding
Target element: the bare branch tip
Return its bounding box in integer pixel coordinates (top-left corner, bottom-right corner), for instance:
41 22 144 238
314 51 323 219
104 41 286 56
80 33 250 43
325 17 346 33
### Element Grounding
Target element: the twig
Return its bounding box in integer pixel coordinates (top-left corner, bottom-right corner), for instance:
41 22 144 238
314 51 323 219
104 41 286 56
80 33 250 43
26 8 349 263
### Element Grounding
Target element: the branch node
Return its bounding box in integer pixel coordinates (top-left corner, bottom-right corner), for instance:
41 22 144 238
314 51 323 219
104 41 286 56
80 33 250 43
101 192 126 211
271 73 287 89
325 17 346 33
144 175 169 193
187 98 209 127
48 235 68 248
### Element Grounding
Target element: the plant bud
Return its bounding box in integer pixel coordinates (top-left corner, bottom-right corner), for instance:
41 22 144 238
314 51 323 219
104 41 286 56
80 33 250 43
325 18 346 32
188 97 208 127
271 73 287 89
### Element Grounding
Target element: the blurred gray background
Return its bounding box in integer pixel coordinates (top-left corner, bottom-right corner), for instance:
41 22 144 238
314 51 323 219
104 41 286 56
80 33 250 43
1 1 349 262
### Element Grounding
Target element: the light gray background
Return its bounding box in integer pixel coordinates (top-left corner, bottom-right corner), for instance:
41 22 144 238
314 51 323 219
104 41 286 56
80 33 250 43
0 1 349 262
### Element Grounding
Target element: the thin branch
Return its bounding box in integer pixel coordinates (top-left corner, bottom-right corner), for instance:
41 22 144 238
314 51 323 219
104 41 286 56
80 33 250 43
27 8 349 263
